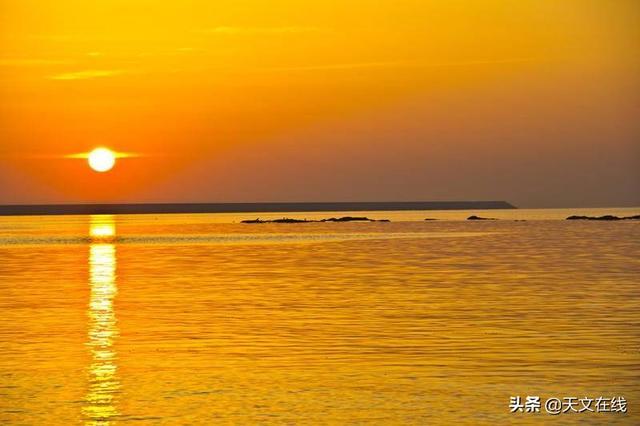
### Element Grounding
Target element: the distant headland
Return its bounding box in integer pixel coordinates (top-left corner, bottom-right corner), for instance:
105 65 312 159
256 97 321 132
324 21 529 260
0 201 516 216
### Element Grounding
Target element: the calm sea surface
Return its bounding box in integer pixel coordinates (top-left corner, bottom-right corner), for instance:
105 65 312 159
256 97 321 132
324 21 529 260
0 208 639 424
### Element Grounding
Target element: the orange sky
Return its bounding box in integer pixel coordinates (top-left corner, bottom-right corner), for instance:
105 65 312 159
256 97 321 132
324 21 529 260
1 0 639 207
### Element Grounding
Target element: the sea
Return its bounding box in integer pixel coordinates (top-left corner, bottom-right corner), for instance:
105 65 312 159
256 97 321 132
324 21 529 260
0 207 638 424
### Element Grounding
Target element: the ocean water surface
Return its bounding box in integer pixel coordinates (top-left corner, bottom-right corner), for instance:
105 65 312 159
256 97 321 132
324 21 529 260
0 208 639 424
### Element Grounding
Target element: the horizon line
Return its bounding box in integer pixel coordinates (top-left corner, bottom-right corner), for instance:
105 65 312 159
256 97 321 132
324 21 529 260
0 201 516 216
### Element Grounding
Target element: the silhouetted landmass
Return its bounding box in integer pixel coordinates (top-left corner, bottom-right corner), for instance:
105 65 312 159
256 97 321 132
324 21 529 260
241 216 389 224
0 201 516 216
467 215 498 221
242 218 311 224
424 218 438 221
321 216 382 222
566 214 640 221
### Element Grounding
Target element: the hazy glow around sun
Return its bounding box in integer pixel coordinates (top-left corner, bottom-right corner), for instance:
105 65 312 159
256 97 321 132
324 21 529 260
88 148 116 172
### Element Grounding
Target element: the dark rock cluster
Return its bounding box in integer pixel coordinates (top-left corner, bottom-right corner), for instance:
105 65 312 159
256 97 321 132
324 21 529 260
566 215 640 221
241 216 390 224
467 215 498 221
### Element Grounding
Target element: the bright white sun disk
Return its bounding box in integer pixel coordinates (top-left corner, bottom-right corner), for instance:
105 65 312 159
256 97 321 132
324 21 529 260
88 148 116 172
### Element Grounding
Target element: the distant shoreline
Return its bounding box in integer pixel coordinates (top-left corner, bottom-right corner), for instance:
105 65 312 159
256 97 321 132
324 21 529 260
0 201 515 216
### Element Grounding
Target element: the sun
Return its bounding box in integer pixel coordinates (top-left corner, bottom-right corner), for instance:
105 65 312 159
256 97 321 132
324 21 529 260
88 148 116 172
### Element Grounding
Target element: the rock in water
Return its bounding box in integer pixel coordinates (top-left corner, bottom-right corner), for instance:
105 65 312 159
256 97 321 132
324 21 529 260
467 215 497 221
242 216 390 224
566 215 590 220
241 218 265 224
321 216 372 222
271 218 311 223
565 215 628 221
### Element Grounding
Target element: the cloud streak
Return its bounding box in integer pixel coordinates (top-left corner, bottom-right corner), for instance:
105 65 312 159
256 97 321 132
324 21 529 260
262 62 404 72
0 58 74 67
199 26 325 35
65 151 141 159
49 69 125 81
259 57 540 73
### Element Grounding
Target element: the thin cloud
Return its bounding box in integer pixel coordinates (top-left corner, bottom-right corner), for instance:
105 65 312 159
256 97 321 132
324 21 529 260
28 34 74 42
260 57 539 73
262 62 404 72
199 26 325 35
176 47 206 53
0 58 74 66
49 69 125 81
65 151 141 159
431 57 540 67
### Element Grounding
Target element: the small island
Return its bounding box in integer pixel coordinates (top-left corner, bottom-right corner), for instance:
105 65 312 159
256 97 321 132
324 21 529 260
467 215 498 221
241 216 390 224
566 214 640 221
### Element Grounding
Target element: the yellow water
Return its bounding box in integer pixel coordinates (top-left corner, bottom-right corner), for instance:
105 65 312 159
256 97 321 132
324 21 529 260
0 209 638 424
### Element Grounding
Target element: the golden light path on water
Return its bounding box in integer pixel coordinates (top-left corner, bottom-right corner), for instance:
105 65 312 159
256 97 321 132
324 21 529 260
0 209 639 423
84 216 119 424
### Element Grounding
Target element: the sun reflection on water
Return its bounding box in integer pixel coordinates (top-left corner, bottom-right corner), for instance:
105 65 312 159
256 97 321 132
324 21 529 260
89 218 116 240
84 216 119 424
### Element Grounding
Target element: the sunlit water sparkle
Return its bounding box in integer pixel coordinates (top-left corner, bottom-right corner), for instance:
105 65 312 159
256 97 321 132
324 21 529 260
0 208 638 424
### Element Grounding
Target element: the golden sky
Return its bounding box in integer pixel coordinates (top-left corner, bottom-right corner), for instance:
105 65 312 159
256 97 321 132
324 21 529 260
1 0 639 206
